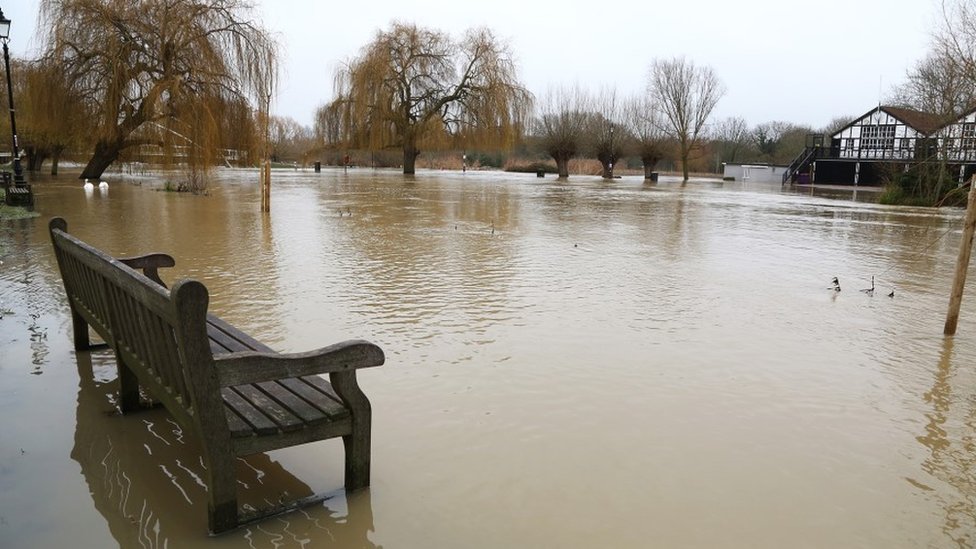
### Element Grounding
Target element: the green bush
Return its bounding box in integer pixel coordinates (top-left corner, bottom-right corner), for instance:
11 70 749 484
880 164 960 206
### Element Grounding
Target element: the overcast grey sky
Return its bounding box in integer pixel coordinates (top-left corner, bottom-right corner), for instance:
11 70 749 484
6 0 939 130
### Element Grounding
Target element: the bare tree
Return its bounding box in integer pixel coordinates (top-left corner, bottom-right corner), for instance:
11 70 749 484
892 51 976 117
38 0 279 180
533 85 592 179
711 116 749 164
268 115 311 163
590 87 628 179
649 57 725 181
333 22 531 175
624 96 668 179
936 0 976 91
820 116 853 138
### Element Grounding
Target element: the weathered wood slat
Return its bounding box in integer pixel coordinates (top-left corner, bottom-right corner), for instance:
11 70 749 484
232 383 304 432
223 403 252 437
278 377 350 420
221 387 278 436
207 320 253 353
208 314 274 353
213 340 385 386
256 380 328 425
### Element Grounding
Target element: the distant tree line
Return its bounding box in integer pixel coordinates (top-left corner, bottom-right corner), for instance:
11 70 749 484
7 1 976 192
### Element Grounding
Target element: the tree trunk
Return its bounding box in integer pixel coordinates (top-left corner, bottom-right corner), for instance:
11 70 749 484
553 153 571 179
681 148 690 182
51 148 62 176
402 138 420 175
80 139 125 179
601 161 613 179
641 156 658 179
26 146 50 172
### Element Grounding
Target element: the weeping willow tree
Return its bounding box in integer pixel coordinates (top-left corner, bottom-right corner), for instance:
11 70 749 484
37 0 278 182
333 22 531 175
17 60 90 175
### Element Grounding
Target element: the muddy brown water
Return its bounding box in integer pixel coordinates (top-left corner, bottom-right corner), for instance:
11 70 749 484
1 168 975 548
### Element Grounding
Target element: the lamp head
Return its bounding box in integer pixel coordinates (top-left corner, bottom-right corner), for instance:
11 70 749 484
0 9 10 41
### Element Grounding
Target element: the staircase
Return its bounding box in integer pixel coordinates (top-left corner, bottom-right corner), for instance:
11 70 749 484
782 146 820 185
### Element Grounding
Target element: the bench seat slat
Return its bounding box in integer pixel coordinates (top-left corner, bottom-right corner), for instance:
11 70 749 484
278 377 350 420
230 383 304 433
302 374 347 407
208 314 274 353
255 380 329 425
221 387 278 436
223 400 255 437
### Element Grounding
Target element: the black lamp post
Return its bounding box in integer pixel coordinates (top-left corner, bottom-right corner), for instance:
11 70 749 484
0 8 26 187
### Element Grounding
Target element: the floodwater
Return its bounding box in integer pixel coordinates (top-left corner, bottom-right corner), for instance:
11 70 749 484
1 168 975 548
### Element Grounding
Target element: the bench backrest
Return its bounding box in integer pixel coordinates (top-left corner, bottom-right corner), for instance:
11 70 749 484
49 218 222 434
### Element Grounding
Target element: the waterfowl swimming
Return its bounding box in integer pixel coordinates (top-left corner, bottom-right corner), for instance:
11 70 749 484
860 276 875 296
829 277 841 292
98 180 109 189
83 179 94 190
888 289 895 298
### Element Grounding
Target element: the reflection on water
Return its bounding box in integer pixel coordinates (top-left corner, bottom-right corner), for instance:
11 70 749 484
70 351 377 548
2 169 976 547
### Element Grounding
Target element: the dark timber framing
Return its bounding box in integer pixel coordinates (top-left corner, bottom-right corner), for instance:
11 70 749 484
48 217 385 534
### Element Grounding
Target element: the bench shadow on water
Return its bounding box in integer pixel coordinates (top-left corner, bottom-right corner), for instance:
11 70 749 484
70 349 377 547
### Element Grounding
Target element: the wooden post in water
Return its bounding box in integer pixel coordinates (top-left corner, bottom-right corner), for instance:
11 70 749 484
261 160 271 212
260 92 272 213
944 178 976 335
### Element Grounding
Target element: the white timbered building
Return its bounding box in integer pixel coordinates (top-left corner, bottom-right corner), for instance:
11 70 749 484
783 105 965 185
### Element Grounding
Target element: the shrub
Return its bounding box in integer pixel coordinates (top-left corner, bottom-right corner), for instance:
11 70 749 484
880 164 960 206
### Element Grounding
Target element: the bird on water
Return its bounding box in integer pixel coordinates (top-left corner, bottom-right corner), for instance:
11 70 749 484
860 276 875 296
83 179 94 190
829 277 841 292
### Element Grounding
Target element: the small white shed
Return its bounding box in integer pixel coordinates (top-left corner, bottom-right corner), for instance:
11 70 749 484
722 163 788 183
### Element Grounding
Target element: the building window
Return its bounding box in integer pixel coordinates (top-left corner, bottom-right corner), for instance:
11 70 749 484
962 123 976 150
860 124 896 151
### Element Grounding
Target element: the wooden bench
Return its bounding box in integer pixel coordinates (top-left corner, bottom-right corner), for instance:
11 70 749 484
48 217 385 534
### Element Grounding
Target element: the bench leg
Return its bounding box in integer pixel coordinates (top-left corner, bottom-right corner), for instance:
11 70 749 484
116 354 141 413
205 451 239 534
71 309 91 350
343 421 371 490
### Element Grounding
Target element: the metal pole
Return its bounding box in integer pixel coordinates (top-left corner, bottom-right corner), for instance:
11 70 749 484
2 38 24 183
944 179 976 335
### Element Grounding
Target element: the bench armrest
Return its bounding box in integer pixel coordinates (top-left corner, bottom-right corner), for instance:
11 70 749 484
118 253 176 288
214 339 385 387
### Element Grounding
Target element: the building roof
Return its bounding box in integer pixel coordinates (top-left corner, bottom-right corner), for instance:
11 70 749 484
881 106 945 135
831 105 947 138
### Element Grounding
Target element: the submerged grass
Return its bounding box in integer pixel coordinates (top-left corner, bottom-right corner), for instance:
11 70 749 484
0 190 40 220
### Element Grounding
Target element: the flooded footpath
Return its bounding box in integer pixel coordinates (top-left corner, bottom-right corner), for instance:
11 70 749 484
1 168 975 548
